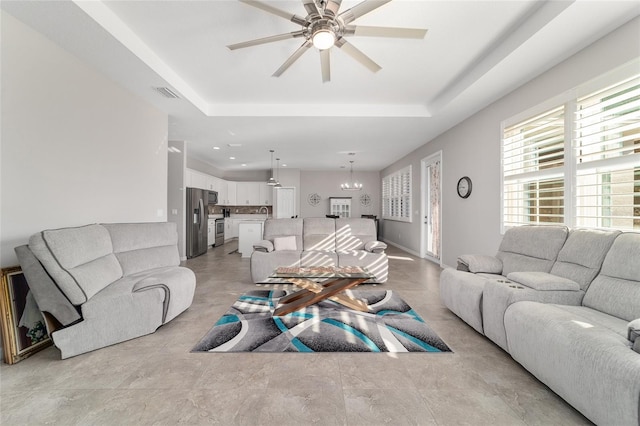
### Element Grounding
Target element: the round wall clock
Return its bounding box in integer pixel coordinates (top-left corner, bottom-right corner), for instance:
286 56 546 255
307 193 321 206
457 176 472 199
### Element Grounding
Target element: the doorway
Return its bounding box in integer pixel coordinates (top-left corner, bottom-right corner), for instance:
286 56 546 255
421 152 442 264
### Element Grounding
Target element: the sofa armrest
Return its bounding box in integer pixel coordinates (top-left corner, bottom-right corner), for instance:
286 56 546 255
253 240 274 253
506 272 580 291
629 319 640 353
364 241 387 253
457 254 503 274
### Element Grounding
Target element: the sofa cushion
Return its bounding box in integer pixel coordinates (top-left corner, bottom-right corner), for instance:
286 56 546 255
458 254 503 274
496 225 568 276
550 228 621 291
303 217 336 251
504 301 640 426
263 218 303 251
103 223 180 276
29 224 123 304
300 250 337 267
582 233 640 322
335 218 377 251
274 236 297 251
506 272 580 291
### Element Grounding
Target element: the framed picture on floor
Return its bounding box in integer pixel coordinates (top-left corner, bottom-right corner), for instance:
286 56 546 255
0 266 52 364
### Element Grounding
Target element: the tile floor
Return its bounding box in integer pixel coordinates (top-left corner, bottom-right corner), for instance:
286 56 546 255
0 241 592 425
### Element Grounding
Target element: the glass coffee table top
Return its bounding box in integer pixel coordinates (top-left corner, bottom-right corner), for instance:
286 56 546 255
269 266 375 280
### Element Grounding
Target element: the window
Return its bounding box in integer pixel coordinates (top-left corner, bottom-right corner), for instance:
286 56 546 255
502 68 640 231
575 75 640 229
503 106 565 227
382 165 412 222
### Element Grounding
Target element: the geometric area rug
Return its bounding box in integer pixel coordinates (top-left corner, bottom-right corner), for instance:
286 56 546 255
191 289 451 353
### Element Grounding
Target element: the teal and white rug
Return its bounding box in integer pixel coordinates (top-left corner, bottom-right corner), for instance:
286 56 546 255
192 289 451 353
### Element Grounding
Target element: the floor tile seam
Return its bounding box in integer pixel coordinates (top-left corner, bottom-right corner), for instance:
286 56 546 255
415 387 528 425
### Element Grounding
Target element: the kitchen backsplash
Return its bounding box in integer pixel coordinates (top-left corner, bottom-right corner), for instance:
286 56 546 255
209 205 273 215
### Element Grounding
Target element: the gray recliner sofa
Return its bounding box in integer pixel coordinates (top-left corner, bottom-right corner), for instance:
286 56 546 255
15 222 196 359
250 217 388 283
440 226 640 425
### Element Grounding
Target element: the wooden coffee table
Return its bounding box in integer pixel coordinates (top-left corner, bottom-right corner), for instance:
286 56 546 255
269 266 375 316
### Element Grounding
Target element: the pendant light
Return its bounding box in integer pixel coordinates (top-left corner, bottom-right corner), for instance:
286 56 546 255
341 160 363 191
266 149 277 186
274 157 282 188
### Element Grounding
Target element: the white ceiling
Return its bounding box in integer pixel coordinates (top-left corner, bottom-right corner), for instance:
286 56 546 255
3 0 639 173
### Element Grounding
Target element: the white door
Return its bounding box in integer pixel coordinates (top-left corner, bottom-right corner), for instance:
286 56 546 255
421 152 442 263
275 187 296 218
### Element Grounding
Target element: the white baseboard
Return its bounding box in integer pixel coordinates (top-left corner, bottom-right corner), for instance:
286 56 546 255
382 239 421 257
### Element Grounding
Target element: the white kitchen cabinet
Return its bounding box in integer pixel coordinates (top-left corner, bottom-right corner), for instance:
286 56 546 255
236 182 261 205
259 183 273 206
226 181 237 205
224 218 240 240
186 168 207 190
207 219 215 246
205 176 218 192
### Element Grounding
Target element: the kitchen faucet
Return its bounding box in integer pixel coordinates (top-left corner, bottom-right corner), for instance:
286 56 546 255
258 205 268 220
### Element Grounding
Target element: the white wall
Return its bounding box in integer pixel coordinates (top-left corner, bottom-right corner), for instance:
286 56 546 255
168 141 187 259
0 12 168 267
381 17 640 268
300 170 381 219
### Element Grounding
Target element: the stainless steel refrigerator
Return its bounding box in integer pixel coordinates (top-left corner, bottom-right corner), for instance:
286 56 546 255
186 187 209 259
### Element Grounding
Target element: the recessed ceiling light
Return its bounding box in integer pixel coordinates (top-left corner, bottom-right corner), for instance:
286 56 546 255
241 163 247 167
213 146 220 150
282 164 287 167
229 156 236 160
227 143 242 147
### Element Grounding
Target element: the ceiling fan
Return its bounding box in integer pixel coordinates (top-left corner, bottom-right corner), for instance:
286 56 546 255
227 0 427 82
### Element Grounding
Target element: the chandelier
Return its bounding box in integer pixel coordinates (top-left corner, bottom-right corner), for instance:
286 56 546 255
341 160 363 191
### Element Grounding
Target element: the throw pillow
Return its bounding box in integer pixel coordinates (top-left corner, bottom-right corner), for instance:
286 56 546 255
364 241 387 253
273 236 297 251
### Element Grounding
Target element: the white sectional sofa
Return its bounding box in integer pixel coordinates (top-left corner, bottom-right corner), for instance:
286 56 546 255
250 217 388 283
440 225 640 425
15 222 195 359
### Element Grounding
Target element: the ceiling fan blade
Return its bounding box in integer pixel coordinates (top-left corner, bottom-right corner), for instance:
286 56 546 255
302 0 321 17
335 38 381 73
227 30 305 50
324 0 343 17
273 40 313 77
345 25 427 39
320 49 330 83
239 0 306 25
339 0 391 25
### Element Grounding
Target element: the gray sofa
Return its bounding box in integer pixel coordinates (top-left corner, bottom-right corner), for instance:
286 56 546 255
250 217 388 283
440 226 640 425
15 222 196 359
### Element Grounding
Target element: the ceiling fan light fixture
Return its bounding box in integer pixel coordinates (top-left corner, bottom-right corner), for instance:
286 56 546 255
312 27 335 50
